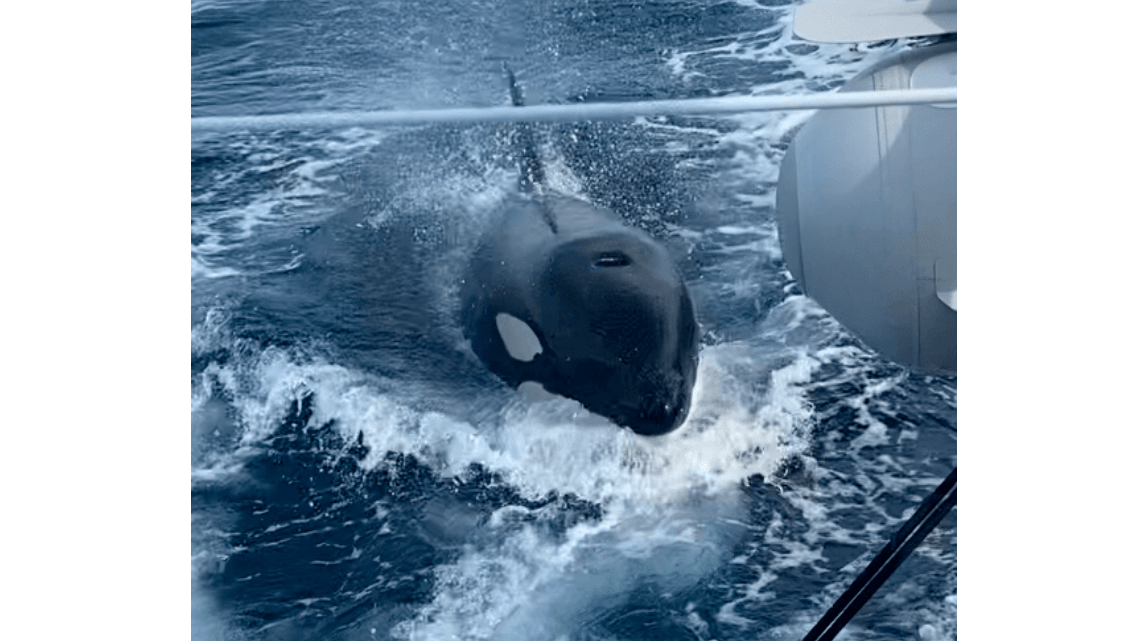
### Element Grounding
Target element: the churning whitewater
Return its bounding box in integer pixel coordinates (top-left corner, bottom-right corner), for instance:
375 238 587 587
192 2 956 640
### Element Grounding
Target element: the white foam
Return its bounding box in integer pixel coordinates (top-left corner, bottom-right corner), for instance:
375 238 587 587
190 255 240 280
203 270 838 507
372 342 822 640
192 129 390 281
191 311 828 639
394 491 744 641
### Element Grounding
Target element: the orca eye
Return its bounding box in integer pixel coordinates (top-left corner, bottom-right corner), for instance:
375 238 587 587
593 252 631 267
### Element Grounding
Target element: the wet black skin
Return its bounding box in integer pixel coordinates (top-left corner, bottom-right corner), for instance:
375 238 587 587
460 195 699 436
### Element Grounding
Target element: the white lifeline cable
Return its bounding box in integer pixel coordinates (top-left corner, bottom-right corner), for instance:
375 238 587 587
190 87 956 133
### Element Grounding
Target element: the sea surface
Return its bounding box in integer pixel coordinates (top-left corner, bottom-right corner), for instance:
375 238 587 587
191 1 957 639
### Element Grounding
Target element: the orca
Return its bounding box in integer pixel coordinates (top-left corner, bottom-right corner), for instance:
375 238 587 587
459 71 699 436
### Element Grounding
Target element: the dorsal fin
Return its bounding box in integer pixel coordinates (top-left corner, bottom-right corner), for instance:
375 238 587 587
503 68 557 234
504 67 546 194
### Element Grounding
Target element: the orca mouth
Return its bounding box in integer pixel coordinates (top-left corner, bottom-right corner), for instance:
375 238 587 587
592 251 631 268
626 409 684 436
622 395 688 437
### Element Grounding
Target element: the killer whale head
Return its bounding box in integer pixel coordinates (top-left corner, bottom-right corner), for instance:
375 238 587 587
460 195 699 436
533 228 698 435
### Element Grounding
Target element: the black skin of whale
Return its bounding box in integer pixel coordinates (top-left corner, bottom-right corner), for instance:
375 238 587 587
459 193 699 436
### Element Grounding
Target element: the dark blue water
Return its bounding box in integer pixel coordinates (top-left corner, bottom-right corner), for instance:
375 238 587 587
191 2 956 639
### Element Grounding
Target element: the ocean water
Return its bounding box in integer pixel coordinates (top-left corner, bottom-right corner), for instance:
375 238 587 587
191 1 956 639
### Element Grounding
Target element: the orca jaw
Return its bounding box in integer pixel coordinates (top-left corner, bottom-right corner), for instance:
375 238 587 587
537 348 696 437
621 392 691 437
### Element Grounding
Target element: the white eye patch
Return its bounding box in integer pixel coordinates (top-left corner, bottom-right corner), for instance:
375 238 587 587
495 313 543 362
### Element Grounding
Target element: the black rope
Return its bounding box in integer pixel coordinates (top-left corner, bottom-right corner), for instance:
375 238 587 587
802 467 957 641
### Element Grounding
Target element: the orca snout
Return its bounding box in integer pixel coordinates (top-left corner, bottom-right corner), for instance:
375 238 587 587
619 364 692 436
627 397 687 436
